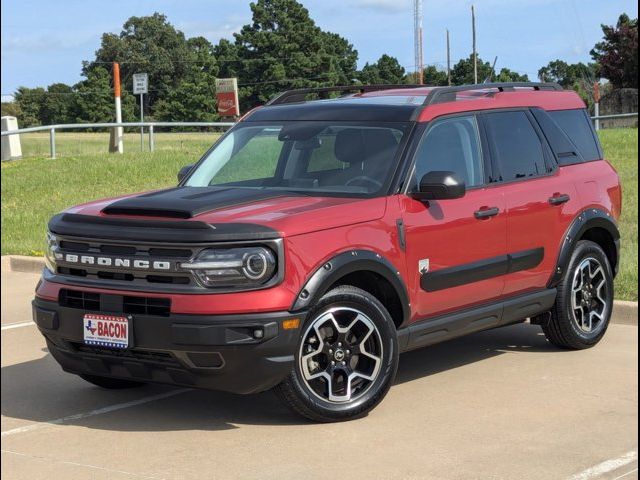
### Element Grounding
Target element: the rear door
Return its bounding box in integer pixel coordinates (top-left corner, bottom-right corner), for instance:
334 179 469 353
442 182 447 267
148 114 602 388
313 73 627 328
480 110 579 296
400 114 507 320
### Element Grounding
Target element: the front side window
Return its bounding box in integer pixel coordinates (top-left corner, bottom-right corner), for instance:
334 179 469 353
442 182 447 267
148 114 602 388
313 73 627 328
186 122 410 196
484 111 547 181
410 115 484 190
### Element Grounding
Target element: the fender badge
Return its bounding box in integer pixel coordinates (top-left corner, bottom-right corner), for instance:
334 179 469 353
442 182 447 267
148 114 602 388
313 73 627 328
418 259 430 275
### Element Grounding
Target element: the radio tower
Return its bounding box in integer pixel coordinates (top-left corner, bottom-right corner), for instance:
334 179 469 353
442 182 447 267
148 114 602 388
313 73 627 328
414 0 424 84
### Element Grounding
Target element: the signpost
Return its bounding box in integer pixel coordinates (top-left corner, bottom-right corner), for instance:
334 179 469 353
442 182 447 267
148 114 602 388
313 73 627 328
215 78 240 118
133 73 148 150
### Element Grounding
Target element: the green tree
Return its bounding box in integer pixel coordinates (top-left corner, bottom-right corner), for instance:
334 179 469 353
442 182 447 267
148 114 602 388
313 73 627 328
423 65 449 86
223 0 358 110
73 67 136 123
39 83 77 125
0 102 21 119
154 36 219 121
451 55 528 85
494 67 529 83
590 13 638 88
84 14 194 104
359 54 405 85
14 87 46 127
538 60 599 88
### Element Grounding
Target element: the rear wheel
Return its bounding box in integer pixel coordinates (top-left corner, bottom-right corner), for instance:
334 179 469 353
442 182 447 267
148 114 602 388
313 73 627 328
542 240 614 349
274 286 398 422
79 374 146 389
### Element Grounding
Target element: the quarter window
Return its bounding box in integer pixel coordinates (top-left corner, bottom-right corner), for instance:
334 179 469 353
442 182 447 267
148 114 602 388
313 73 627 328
484 111 547 181
549 109 601 161
410 115 484 190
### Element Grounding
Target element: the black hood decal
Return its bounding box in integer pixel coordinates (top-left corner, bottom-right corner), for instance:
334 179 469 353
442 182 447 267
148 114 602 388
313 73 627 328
49 213 280 242
102 187 286 219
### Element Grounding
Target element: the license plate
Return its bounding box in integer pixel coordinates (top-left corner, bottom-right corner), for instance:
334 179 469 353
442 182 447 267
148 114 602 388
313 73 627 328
83 314 130 349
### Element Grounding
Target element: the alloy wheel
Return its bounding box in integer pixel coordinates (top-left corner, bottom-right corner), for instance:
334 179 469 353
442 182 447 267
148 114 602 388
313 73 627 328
570 257 610 334
299 307 383 403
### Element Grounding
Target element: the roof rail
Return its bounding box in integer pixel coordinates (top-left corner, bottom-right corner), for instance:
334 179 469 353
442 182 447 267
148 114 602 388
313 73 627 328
266 84 425 106
423 82 563 106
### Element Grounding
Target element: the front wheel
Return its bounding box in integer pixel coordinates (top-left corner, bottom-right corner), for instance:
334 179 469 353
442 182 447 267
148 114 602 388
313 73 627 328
542 240 614 349
274 286 399 422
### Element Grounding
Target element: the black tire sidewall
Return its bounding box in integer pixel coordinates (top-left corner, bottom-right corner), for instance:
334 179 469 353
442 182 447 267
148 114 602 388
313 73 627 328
559 240 614 345
289 287 398 419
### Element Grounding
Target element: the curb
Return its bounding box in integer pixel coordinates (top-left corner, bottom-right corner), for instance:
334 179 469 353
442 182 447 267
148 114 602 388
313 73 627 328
2 255 637 326
2 255 46 275
611 300 639 326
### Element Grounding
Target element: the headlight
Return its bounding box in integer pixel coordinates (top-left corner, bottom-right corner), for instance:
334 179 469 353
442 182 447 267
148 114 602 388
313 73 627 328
181 246 277 288
44 231 58 273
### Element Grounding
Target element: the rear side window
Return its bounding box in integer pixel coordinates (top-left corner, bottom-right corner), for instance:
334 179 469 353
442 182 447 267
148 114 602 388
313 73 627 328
483 111 548 181
549 109 601 161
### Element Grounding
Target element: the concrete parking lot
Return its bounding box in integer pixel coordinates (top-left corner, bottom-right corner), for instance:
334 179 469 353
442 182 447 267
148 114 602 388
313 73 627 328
2 270 637 480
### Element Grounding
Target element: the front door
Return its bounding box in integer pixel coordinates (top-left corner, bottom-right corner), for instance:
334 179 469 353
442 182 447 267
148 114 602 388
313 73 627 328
400 114 507 320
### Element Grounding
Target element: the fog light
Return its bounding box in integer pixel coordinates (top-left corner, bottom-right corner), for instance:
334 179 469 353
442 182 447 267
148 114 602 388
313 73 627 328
253 329 264 339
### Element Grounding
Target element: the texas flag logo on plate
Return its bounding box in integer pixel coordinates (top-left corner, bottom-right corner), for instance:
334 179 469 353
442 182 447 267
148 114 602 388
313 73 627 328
83 314 130 349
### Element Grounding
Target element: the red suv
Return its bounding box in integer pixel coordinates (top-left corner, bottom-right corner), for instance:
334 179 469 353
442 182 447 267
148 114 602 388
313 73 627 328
33 83 621 422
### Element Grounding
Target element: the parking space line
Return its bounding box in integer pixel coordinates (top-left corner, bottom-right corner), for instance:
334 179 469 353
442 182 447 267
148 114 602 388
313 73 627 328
1 388 190 438
611 468 638 480
569 451 638 480
2 449 166 479
1 321 35 331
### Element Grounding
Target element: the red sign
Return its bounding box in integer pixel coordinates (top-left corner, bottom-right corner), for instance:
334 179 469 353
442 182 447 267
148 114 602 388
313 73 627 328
215 78 240 117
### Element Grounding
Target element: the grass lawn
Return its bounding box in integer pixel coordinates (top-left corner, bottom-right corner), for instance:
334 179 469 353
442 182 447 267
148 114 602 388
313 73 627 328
1 129 637 300
598 129 638 301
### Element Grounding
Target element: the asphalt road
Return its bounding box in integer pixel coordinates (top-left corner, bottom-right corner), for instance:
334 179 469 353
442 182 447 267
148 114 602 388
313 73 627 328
2 270 637 480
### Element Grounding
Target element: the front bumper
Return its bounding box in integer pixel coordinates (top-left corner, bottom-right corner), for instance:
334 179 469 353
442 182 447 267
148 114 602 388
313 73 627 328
32 297 305 394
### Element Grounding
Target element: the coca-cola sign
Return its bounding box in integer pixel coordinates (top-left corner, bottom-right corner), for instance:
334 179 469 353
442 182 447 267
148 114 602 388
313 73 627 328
215 78 240 117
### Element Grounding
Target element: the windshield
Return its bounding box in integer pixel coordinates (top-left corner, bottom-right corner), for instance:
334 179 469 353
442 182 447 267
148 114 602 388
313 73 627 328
185 121 411 196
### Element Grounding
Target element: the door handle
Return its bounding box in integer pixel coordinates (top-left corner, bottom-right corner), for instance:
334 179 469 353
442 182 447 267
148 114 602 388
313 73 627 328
474 207 500 219
548 193 571 205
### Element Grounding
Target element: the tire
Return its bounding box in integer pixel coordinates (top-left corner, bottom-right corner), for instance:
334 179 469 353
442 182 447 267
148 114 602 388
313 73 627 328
79 374 146 389
274 285 399 422
542 240 614 349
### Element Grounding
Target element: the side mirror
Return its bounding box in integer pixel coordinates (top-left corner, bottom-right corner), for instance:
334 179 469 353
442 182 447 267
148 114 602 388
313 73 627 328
178 164 195 183
411 171 466 201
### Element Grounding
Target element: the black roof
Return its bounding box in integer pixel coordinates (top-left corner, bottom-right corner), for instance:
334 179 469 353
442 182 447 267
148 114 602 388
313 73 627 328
244 97 423 122
243 82 563 123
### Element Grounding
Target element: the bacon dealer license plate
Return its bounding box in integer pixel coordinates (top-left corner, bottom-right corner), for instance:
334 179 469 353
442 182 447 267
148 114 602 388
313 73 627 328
83 314 130 349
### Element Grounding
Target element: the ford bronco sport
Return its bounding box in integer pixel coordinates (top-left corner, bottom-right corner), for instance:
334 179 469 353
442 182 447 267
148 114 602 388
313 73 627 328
33 82 621 422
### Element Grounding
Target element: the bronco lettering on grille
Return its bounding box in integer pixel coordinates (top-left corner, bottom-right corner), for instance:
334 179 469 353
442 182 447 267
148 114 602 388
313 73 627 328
58 253 171 270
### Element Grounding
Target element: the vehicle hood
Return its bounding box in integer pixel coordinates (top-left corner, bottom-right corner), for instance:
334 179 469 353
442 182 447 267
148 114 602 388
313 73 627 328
65 186 387 238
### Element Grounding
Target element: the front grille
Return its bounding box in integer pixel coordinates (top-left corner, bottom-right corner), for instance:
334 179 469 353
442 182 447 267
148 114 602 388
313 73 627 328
123 296 171 316
70 342 180 366
53 237 195 291
59 289 100 310
59 289 171 316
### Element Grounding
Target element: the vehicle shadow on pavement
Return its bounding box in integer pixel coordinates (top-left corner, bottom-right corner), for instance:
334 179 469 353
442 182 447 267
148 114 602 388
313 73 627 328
2 323 560 431
394 323 559 385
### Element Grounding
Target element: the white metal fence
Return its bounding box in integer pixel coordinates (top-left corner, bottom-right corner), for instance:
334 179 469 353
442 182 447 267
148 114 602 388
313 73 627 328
1 115 637 160
0 122 234 159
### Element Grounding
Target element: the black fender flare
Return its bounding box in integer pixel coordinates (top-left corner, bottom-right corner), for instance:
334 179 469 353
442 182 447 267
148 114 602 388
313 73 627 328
548 208 620 287
291 250 410 326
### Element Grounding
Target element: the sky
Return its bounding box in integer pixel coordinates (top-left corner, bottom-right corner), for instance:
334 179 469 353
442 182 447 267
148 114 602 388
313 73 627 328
1 0 637 100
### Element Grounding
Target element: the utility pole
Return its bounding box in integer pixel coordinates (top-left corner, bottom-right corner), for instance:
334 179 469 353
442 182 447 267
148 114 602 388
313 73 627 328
446 29 452 86
113 62 123 154
414 0 424 84
472 5 478 84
